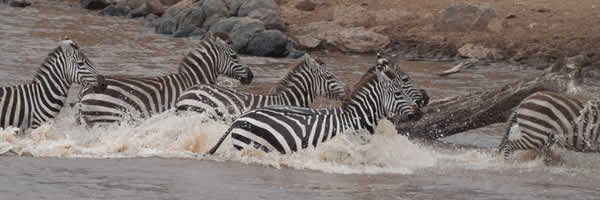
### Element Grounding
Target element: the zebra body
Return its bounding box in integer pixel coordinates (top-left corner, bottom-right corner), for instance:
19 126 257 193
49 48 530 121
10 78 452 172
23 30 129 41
175 55 345 120
498 91 600 159
0 39 102 131
208 64 422 155
78 32 253 125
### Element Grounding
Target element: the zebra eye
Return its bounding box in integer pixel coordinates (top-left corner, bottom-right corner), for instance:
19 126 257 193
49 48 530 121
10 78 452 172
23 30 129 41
394 92 402 96
77 61 85 66
230 54 239 60
401 77 409 82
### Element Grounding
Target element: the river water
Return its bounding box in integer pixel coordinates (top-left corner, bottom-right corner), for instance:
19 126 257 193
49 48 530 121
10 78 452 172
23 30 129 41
1 1 599 199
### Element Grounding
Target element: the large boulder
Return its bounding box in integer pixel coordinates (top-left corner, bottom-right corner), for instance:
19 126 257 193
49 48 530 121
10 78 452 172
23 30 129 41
236 0 282 29
329 27 390 53
8 0 31 7
209 17 247 33
154 0 229 36
247 30 288 57
224 0 246 16
99 4 131 17
291 22 389 53
229 17 265 52
81 0 109 10
333 5 375 27
128 1 152 18
434 3 496 32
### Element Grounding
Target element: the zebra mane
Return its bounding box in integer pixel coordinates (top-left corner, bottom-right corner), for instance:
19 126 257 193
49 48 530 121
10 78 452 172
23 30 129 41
33 44 65 83
269 56 322 94
342 68 397 106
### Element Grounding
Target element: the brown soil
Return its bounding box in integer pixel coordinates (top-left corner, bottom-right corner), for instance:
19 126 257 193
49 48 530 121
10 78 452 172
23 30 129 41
280 0 600 68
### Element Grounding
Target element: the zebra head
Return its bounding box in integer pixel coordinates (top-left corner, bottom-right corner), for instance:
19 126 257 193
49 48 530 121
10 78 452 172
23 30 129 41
305 55 345 100
205 32 254 85
375 53 429 108
58 39 105 89
375 67 421 122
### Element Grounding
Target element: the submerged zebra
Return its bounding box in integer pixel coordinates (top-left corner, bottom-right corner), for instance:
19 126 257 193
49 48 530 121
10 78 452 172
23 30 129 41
175 54 345 121
497 91 600 160
78 32 254 126
207 63 422 155
0 38 104 131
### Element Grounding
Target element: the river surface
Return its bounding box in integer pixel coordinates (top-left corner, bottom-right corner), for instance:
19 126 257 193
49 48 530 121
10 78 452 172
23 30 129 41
1 1 600 200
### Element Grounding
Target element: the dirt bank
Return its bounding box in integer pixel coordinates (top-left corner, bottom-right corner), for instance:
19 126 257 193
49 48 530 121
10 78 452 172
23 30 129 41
280 0 600 69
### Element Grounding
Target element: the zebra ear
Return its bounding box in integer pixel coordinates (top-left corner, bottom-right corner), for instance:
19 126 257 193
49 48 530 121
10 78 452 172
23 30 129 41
376 68 392 82
203 31 216 41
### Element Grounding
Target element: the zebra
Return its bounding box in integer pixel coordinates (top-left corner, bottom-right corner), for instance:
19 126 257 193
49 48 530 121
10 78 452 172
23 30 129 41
497 91 600 160
207 62 422 155
0 38 104 131
77 32 254 126
369 53 429 109
174 54 345 121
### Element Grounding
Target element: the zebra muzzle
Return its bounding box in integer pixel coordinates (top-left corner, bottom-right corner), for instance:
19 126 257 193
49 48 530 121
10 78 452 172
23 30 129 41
92 75 108 92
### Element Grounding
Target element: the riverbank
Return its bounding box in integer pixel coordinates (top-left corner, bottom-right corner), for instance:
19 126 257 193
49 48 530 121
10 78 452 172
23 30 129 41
280 0 599 71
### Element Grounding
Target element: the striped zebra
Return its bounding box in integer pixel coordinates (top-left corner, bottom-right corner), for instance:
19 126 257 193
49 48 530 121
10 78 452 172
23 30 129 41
497 91 600 160
0 38 103 131
174 54 345 121
370 54 429 109
78 32 254 126
207 63 422 155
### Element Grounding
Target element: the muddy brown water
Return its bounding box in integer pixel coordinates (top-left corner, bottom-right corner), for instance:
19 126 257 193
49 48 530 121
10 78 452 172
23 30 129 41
1 2 600 200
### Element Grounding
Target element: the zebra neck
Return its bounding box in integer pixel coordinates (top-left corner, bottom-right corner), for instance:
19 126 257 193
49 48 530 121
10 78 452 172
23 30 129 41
33 61 71 98
171 72 203 90
273 86 313 107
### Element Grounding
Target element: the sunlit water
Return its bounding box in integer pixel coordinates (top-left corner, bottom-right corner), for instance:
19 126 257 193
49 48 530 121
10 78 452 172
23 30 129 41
1 1 599 199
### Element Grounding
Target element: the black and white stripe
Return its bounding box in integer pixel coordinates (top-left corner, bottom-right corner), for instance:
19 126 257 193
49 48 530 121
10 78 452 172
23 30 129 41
175 54 345 120
78 32 254 126
0 39 103 131
498 91 600 159
373 54 429 109
207 64 422 154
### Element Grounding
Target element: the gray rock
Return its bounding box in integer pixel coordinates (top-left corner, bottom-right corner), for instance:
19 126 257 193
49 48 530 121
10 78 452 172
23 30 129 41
247 30 288 57
81 0 108 10
8 0 30 7
286 50 305 59
170 0 229 33
434 3 496 32
248 8 282 30
209 17 245 33
229 17 265 52
154 18 177 35
145 13 159 22
128 2 152 18
225 0 246 16
172 27 206 38
99 4 131 17
238 0 279 17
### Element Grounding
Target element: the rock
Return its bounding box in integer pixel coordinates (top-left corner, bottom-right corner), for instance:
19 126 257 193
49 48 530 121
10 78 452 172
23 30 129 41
229 17 265 52
145 13 159 21
154 18 177 34
162 0 194 18
8 0 30 7
172 27 206 38
155 0 229 36
458 44 503 60
295 0 315 11
247 30 288 57
434 3 496 32
329 27 390 53
535 8 550 13
128 1 152 18
238 0 279 17
224 0 246 16
505 13 517 19
99 4 131 17
295 35 322 49
333 5 375 27
286 50 305 59
209 17 240 33
372 9 414 24
81 0 109 10
248 8 283 30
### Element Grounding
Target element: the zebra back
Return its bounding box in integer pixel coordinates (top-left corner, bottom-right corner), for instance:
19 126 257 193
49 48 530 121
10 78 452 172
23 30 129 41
175 54 345 119
1 39 102 130
208 64 421 154
497 91 600 159
77 32 253 126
